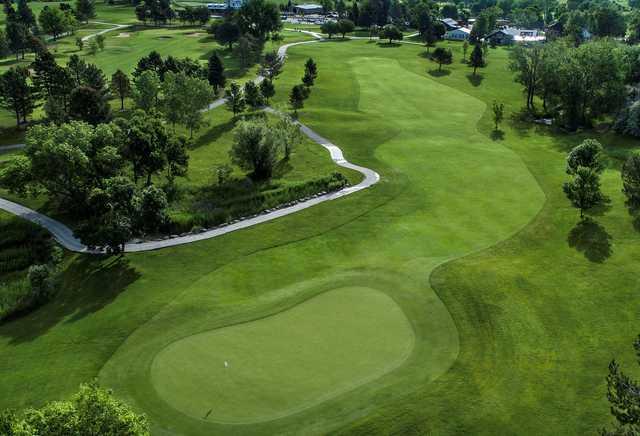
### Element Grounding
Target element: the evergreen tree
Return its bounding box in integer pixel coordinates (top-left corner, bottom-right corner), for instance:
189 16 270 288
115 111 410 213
225 82 245 116
243 80 263 109
75 0 96 23
17 0 36 28
259 78 275 103
110 69 131 110
0 66 38 126
469 43 484 76
207 51 226 93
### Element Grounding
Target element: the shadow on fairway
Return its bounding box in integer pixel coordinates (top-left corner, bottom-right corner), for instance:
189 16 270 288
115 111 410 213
466 73 484 87
376 42 402 48
490 130 505 141
567 217 612 263
0 256 140 344
191 118 236 150
428 69 451 77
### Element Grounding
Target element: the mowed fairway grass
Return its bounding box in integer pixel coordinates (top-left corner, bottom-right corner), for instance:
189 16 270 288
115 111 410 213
0 38 638 436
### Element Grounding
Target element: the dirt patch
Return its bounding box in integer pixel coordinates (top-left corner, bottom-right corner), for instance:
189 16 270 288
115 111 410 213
116 32 130 38
185 32 205 37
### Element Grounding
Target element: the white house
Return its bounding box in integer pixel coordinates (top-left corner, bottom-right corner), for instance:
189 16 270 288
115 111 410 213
207 0 243 12
445 27 471 40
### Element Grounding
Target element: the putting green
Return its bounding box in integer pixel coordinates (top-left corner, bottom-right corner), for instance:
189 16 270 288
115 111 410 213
149 286 415 423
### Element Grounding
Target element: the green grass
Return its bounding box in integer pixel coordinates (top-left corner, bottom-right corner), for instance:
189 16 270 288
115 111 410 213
150 286 417 423
0 37 639 436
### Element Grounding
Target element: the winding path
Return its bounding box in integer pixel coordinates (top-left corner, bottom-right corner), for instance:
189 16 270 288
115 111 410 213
0 36 380 253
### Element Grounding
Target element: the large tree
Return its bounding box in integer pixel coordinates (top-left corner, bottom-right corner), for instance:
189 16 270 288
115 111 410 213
69 85 111 125
225 81 245 116
75 0 95 23
162 71 215 137
39 5 74 40
230 119 281 179
211 18 241 49
236 0 281 39
469 43 484 76
509 44 542 111
133 70 160 111
380 23 403 43
603 335 640 436
0 382 149 435
566 139 605 175
0 66 37 126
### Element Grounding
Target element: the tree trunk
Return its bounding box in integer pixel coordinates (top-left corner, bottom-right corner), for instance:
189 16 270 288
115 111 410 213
120 95 125 110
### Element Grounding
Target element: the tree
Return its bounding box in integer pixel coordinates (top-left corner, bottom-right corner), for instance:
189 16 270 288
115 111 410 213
0 66 37 126
0 381 149 435
462 40 469 62
337 18 355 38
162 72 215 137
137 184 168 233
75 0 95 23
31 49 59 96
469 43 484 76
629 11 640 44
0 30 9 60
69 86 110 125
305 58 318 81
133 70 160 111
95 33 105 51
110 69 131 111
164 135 189 182
509 44 542 111
602 336 640 436
235 35 258 68
431 47 452 71
211 18 241 49
368 24 379 40
492 100 504 131
236 0 281 39
321 21 339 38
17 0 36 28
5 19 30 60
380 24 402 44
590 3 626 37
260 50 282 80
230 119 280 179
118 110 170 185
225 82 245 116
289 83 309 115
622 154 640 207
259 78 275 103
244 80 263 110
566 139 605 175
273 115 301 159
563 166 602 218
39 6 71 40
207 51 226 93
441 3 458 19
75 35 84 51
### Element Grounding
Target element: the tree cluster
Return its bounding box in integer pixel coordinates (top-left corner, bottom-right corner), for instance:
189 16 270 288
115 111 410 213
0 114 189 253
0 381 149 435
176 5 210 25
289 58 317 115
135 0 174 25
509 39 627 131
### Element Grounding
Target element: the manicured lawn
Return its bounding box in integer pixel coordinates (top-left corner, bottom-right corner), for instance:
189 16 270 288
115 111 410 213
150 286 416 424
0 37 639 436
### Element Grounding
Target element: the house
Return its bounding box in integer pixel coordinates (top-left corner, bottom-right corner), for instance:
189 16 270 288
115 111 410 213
485 27 545 44
294 4 324 14
207 0 243 11
439 18 460 31
545 21 591 40
445 27 471 40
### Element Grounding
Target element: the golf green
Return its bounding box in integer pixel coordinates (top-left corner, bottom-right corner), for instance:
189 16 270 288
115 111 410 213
150 286 415 423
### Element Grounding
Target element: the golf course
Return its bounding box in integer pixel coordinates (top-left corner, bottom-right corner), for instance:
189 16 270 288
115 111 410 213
2 4 640 432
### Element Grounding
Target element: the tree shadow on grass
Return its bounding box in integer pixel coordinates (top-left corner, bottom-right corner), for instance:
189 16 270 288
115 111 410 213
567 217 612 263
0 255 140 344
191 118 235 150
490 130 504 141
428 69 451 77
466 73 484 87
376 42 402 48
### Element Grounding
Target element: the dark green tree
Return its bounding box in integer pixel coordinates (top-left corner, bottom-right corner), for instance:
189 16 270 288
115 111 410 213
75 0 95 23
563 166 603 218
225 81 245 116
622 154 640 207
337 18 355 38
211 18 241 49
259 78 275 103
431 47 452 71
243 80 263 109
566 139 605 175
207 51 226 93
469 43 484 76
69 86 111 125
110 69 131 111
0 66 37 126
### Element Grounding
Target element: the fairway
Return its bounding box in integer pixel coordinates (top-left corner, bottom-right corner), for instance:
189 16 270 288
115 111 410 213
150 286 415 423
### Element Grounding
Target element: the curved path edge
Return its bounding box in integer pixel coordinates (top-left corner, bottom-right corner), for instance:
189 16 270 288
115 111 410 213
0 36 379 253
